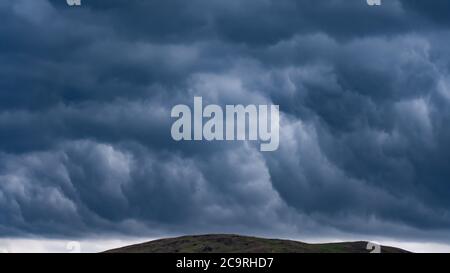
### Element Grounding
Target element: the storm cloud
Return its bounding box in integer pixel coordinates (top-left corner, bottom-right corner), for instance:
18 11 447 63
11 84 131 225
1 0 450 244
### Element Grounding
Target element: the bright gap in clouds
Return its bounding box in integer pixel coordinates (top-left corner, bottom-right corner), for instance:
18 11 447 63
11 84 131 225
0 237 152 253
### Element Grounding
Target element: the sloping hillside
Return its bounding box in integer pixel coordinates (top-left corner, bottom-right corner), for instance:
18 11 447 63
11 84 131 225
105 234 409 253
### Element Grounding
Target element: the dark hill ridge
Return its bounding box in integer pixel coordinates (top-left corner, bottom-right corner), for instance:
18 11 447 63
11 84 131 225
105 234 409 253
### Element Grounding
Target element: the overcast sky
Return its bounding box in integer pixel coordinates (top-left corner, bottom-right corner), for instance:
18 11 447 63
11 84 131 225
1 0 450 252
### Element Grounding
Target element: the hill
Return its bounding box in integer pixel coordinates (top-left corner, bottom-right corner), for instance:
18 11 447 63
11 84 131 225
105 234 409 253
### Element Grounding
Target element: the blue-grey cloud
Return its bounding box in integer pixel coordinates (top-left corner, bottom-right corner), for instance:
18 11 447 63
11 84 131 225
1 0 450 244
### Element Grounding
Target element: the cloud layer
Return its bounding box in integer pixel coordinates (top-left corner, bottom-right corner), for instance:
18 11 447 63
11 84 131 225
1 0 450 243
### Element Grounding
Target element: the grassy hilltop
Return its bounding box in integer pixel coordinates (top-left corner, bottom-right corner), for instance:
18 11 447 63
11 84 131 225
105 234 409 253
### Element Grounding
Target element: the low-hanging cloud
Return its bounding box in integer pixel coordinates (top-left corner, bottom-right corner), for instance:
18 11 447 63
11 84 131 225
1 0 450 244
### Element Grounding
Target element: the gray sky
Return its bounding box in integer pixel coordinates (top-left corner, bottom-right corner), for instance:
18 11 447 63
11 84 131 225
1 0 450 252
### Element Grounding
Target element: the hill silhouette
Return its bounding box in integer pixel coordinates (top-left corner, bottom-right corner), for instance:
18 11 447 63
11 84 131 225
105 234 409 253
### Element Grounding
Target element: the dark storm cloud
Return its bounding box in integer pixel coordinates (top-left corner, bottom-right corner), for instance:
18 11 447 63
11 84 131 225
401 0 450 25
1 0 450 243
